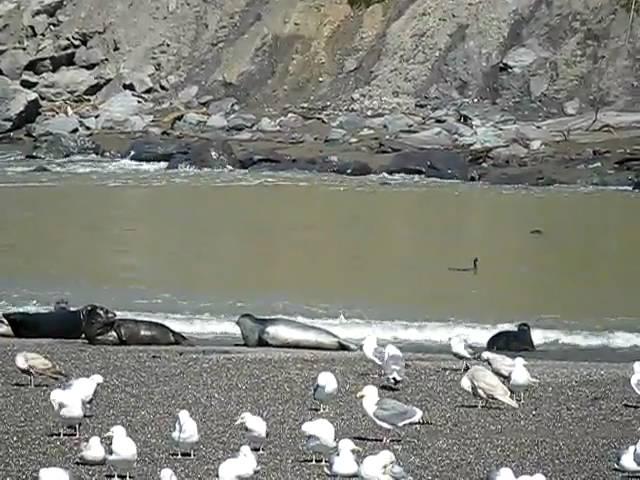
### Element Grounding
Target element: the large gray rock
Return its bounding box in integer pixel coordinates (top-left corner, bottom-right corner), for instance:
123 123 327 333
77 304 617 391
383 113 418 134
278 113 305 129
178 85 198 104
124 136 232 170
502 47 538 71
562 98 581 116
324 127 348 143
95 91 150 131
29 0 64 17
256 117 279 132
33 114 79 136
398 127 453 148
206 113 227 129
207 97 238 116
122 65 155 94
383 150 468 180
227 113 256 131
0 49 30 80
334 113 365 131
74 46 106 69
34 67 109 101
0 76 41 133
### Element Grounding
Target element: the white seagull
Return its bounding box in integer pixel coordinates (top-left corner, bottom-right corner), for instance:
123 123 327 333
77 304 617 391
480 351 516 379
38 468 72 480
460 366 518 409
301 418 337 464
171 409 199 458
630 361 640 397
106 425 138 480
356 385 424 443
362 335 385 369
383 344 406 387
449 336 476 371
325 438 361 477
49 388 84 437
160 468 178 480
217 445 258 480
313 371 338 412
78 435 106 465
235 412 267 452
63 374 104 414
508 357 539 402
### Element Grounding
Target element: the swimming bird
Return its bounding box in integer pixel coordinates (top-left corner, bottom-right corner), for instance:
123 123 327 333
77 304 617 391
314 371 338 412
356 385 424 443
235 412 268 452
460 366 518 409
362 335 385 369
449 336 477 371
171 409 199 458
38 468 72 480
217 445 258 480
480 351 516 379
630 361 640 397
301 418 337 464
49 388 84 437
160 468 178 480
106 425 137 480
448 257 478 274
383 344 406 387
63 374 104 414
15 351 67 387
78 435 106 465
508 357 539 402
325 438 361 477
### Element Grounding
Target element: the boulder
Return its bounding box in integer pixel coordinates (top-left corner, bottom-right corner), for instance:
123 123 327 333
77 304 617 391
177 85 198 104
0 49 30 80
29 0 64 17
398 127 453 148
33 114 79 136
227 113 256 131
562 98 581 116
278 113 305 129
325 128 348 143
74 46 106 69
256 117 279 132
206 113 227 129
0 76 41 133
34 67 109 101
334 113 365 131
28 133 99 159
95 91 150 131
383 150 468 180
207 97 238 116
383 113 418 134
124 136 231 169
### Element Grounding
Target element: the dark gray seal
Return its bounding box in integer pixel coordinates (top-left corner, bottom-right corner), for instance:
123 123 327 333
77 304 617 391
486 322 536 352
236 313 357 351
82 305 192 346
2 302 114 339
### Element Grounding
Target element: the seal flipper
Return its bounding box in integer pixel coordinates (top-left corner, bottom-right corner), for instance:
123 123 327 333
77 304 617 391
173 331 194 346
339 339 359 352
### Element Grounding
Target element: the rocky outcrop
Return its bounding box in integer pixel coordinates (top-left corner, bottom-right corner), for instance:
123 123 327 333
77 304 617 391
0 76 40 133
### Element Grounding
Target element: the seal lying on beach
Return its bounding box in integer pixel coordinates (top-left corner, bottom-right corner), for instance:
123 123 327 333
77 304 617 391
82 304 192 346
486 323 536 352
236 313 358 351
2 302 115 339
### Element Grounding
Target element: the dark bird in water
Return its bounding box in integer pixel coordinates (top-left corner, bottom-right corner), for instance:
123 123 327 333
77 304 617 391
448 257 478 274
529 229 544 235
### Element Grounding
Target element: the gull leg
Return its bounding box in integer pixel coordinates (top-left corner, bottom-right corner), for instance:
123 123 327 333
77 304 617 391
29 374 34 387
75 425 79 437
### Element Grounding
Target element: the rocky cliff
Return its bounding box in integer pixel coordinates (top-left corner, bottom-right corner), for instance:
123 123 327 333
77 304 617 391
1 0 639 186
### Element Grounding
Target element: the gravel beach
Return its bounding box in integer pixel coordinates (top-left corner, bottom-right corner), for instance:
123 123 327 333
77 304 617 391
1 339 637 479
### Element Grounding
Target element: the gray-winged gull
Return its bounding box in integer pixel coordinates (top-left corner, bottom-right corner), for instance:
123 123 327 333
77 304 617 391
217 445 258 480
160 468 178 480
480 351 516 379
324 438 361 477
508 357 539 402
383 345 405 387
301 418 337 463
63 374 104 414
356 385 424 443
460 366 518 408
106 425 138 480
171 409 199 458
235 412 268 452
631 361 640 396
15 351 66 387
78 435 106 465
313 371 338 412
50 388 84 437
450 336 477 371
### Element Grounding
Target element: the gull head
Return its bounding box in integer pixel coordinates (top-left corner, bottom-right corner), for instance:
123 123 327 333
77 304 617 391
235 412 252 426
514 357 527 367
238 445 254 458
356 385 378 400
106 425 127 438
177 409 191 422
160 468 177 480
377 449 396 465
479 351 493 362
14 352 29 371
337 438 361 452
89 374 104 385
87 435 103 448
316 371 337 387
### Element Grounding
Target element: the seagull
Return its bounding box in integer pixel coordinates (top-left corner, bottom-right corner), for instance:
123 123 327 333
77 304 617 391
50 388 84 437
301 418 337 464
160 468 178 480
171 409 199 458
217 445 258 480
356 385 424 443
383 344 405 387
63 374 104 414
235 412 267 452
78 435 106 465
617 445 640 472
508 357 539 402
487 467 517 480
38 468 72 480
314 371 338 412
106 425 137 480
324 438 361 477
362 335 385 369
449 336 477 371
630 361 640 396
480 351 516 379
460 366 518 409
359 449 410 479
15 351 67 387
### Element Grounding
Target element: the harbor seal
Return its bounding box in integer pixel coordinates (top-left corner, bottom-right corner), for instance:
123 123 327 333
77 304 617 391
236 313 358 351
486 323 536 352
82 305 192 346
2 303 115 339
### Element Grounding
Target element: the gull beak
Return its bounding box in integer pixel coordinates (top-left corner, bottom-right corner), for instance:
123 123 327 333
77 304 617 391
356 389 365 399
234 417 242 425
353 446 362 451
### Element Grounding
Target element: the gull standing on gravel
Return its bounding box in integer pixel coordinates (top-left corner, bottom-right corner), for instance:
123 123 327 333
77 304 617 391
480 351 516 379
313 371 338 412
449 336 476 371
235 412 267 452
325 438 361 477
63 374 104 414
362 335 386 369
356 385 424 443
160 468 178 480
38 468 72 480
217 445 258 480
460 366 518 409
383 344 406 387
359 449 410 479
78 435 106 465
106 425 137 480
301 418 337 464
508 357 539 402
630 361 640 396
171 409 199 458
50 388 84 437
15 351 67 387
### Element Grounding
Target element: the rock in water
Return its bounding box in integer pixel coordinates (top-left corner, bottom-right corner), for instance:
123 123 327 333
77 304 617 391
0 76 41 133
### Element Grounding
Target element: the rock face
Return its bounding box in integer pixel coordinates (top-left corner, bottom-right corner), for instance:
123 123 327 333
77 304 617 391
0 76 41 133
95 91 150 131
125 136 231 169
35 67 110 101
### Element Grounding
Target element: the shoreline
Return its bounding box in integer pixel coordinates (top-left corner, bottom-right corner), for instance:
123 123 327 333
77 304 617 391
1 339 637 478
